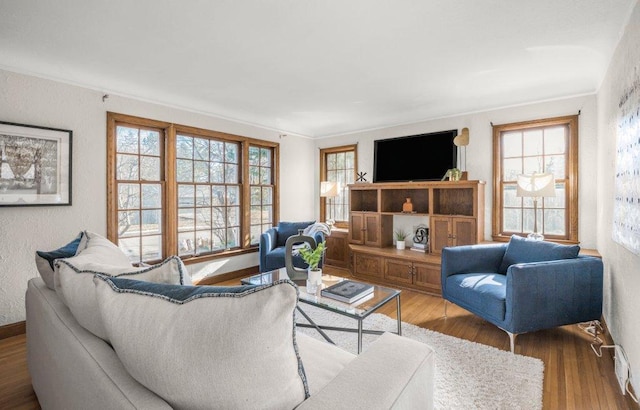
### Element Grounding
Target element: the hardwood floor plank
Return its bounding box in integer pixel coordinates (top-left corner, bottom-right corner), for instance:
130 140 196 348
1 266 637 409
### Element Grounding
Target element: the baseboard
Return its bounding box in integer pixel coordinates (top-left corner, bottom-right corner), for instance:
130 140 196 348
0 321 26 340
194 265 259 285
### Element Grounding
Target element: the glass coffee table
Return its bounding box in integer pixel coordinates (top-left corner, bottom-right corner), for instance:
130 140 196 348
242 268 401 354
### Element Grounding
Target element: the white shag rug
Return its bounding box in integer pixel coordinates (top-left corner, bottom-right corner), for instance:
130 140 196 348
297 305 544 410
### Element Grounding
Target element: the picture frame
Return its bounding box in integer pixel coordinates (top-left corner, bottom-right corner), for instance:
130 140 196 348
0 121 72 206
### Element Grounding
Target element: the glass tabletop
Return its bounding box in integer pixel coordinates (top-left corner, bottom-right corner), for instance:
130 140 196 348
241 268 401 319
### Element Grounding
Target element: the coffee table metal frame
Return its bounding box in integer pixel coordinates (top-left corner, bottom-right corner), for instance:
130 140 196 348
242 269 402 354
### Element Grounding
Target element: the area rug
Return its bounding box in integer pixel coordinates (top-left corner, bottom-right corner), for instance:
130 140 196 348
296 305 544 410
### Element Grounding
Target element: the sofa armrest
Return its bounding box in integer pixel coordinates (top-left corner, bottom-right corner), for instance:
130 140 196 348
296 333 434 410
259 228 278 272
441 244 507 279
505 256 603 333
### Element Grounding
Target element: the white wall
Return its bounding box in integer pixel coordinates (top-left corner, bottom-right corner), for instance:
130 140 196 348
0 69 317 326
596 0 640 394
316 95 599 248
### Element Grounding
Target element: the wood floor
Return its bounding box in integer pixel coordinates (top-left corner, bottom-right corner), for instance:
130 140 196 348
1 266 637 409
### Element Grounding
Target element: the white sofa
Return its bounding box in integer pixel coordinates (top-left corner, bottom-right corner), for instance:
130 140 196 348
27 275 435 409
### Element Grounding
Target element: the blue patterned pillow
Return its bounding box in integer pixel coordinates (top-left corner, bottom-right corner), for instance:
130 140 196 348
498 235 580 274
276 221 315 247
34 232 84 289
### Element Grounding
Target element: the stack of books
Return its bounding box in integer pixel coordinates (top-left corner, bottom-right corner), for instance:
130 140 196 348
321 280 374 304
410 243 428 253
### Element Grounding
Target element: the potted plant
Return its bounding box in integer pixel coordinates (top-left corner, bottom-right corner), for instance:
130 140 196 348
299 242 327 293
394 230 408 250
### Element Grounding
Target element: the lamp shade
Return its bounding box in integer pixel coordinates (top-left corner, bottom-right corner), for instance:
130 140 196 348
516 173 556 197
320 181 339 197
453 127 469 147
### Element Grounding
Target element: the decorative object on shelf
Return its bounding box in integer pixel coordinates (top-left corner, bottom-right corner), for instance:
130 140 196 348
516 172 556 241
394 229 409 250
412 224 429 252
299 241 327 294
453 127 470 174
356 171 368 182
442 168 462 181
321 280 374 304
402 197 414 213
0 121 72 206
320 181 339 229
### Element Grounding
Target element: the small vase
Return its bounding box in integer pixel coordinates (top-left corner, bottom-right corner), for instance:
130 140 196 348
306 269 322 294
396 241 406 250
402 198 413 213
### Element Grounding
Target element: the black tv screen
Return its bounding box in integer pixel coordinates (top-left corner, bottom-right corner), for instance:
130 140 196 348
373 130 458 182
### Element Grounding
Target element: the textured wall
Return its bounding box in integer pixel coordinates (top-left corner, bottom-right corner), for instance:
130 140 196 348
597 0 640 394
0 70 317 325
316 94 599 248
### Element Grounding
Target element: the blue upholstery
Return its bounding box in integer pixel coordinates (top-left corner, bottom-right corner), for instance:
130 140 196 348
259 222 325 272
498 234 580 273
441 239 603 351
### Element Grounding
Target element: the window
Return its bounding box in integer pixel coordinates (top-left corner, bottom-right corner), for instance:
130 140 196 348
320 145 357 227
107 113 278 264
492 115 578 243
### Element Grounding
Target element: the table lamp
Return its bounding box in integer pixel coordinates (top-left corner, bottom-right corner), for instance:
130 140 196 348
320 181 339 228
516 172 555 241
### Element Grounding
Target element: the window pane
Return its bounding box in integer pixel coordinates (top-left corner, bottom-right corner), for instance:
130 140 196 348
259 167 270 185
212 186 225 206
545 155 566 179
196 208 211 230
502 185 521 207
117 154 139 180
176 135 193 159
178 185 194 207
544 209 566 235
225 143 238 163
250 166 262 184
211 229 225 250
263 205 273 223
210 162 224 183
118 237 141 263
118 210 140 237
118 183 140 209
522 208 537 233
141 184 161 209
140 156 160 181
196 185 211 206
544 127 566 154
212 207 225 227
250 206 261 224
502 158 521 181
227 186 239 205
225 164 238 183
250 225 261 246
176 159 193 182
346 152 354 169
178 208 194 231
141 235 162 261
544 183 566 208
327 153 337 170
260 148 271 166
502 132 522 158
523 129 543 156
227 206 239 226
140 130 160 156
210 141 224 162
194 161 209 183
117 127 139 154
178 232 195 256
227 227 240 248
251 187 261 205
141 209 162 234
503 208 522 232
195 231 212 254
262 187 272 205
194 138 209 161
523 157 544 175
249 146 259 165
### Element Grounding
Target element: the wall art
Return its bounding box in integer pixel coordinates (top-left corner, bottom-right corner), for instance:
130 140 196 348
0 121 72 206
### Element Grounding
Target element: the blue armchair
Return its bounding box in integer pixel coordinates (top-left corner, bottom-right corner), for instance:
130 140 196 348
259 221 325 273
441 235 603 352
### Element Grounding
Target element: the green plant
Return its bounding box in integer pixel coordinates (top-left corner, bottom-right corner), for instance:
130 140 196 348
298 241 326 271
394 229 409 241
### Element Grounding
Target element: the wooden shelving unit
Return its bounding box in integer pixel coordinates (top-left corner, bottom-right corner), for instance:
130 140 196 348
348 180 485 295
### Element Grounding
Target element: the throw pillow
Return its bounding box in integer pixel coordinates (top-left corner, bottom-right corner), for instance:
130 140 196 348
277 221 316 247
93 276 309 409
498 235 581 274
34 231 84 290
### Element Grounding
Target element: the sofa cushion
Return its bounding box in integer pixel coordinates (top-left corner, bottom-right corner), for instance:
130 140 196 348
276 221 315 247
55 232 190 340
498 235 580 274
445 273 507 322
93 276 309 410
35 231 84 290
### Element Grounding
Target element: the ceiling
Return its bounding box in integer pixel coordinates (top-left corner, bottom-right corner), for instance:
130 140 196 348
0 0 636 138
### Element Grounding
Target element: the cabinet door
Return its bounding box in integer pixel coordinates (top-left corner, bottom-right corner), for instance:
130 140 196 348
349 213 364 244
413 262 441 294
452 217 477 247
363 214 381 246
384 258 413 286
430 216 451 254
353 252 383 279
324 230 349 268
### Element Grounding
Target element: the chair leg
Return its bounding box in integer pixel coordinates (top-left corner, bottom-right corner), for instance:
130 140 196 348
507 331 517 353
443 300 448 318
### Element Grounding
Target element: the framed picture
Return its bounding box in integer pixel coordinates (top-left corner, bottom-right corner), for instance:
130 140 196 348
0 121 72 206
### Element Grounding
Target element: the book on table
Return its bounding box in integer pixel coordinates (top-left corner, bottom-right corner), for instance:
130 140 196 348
321 280 374 304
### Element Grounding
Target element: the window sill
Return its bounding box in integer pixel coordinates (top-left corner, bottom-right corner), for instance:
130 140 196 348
181 247 258 265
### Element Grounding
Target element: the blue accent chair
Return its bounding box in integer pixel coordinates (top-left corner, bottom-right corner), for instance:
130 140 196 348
441 236 603 352
259 221 325 273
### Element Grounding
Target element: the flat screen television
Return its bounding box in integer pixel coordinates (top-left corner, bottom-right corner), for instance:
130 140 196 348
373 130 458 182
